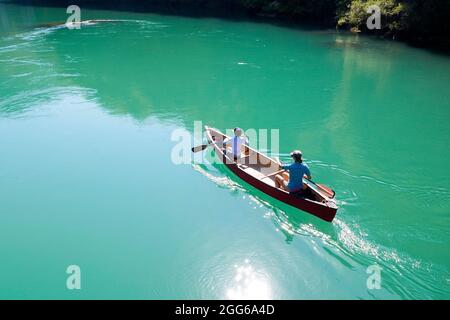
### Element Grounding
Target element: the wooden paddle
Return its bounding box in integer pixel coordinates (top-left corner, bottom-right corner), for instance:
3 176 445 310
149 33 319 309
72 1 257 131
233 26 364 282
193 133 250 154
191 136 217 153
305 178 335 199
191 143 211 153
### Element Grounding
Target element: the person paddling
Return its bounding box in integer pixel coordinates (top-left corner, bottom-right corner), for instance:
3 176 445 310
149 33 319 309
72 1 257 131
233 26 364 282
275 150 311 193
222 127 248 160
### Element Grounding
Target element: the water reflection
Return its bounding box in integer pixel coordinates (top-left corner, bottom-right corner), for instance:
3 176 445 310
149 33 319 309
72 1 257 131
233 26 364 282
225 259 272 300
2 4 450 299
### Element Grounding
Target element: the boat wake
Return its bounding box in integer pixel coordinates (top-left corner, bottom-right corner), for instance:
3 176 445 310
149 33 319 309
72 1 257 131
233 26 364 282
0 18 168 44
192 163 244 192
192 161 450 299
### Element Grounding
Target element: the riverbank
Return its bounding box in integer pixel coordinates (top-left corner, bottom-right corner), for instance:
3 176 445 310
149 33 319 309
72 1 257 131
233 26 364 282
4 0 450 53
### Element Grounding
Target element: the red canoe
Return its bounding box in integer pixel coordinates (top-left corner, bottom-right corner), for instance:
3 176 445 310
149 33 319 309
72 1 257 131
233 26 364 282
205 126 338 222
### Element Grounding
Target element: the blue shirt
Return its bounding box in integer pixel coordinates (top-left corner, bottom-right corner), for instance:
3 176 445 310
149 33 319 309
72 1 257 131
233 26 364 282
281 162 311 191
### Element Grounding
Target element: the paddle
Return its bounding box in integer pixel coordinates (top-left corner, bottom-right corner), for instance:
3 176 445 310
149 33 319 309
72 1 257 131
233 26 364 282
191 136 217 153
304 178 335 199
191 143 211 153
192 134 249 154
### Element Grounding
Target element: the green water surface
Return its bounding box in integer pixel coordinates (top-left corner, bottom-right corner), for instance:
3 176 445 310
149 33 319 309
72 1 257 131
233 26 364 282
0 2 449 299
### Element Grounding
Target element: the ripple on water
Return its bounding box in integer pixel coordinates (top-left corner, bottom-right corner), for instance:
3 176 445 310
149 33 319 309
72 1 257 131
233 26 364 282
192 160 450 299
0 86 96 116
2 17 447 298
309 159 450 200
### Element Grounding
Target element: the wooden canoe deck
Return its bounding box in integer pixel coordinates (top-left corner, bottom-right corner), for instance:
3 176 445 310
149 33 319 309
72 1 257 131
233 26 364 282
238 164 277 188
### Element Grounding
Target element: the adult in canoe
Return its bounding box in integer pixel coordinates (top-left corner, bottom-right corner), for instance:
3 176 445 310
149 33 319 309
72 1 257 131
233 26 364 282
275 150 311 193
222 127 248 160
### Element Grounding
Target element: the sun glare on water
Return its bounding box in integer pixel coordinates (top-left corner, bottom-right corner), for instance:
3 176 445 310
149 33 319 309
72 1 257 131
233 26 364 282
225 260 272 300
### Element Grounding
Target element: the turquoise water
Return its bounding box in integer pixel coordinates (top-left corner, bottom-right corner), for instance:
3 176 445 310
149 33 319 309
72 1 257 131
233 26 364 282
0 2 449 299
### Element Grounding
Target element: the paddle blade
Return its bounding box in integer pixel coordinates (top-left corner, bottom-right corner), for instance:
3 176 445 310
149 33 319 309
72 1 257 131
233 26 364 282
318 184 335 198
191 144 209 153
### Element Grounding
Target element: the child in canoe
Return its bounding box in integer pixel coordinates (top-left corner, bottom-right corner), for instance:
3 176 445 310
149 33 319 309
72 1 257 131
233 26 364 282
222 127 248 160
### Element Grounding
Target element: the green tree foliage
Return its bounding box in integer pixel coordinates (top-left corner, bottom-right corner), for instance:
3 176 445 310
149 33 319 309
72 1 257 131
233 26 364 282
337 0 407 34
336 0 450 46
232 0 450 45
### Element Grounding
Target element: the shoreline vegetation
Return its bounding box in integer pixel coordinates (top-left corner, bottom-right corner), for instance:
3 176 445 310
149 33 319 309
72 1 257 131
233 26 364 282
5 0 450 52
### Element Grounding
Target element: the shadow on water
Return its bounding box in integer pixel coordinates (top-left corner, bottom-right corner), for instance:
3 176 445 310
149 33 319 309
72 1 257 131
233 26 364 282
193 160 338 245
4 0 450 55
4 0 334 31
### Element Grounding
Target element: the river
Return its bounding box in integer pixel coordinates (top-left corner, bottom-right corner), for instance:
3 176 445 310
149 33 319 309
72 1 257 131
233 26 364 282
0 2 449 299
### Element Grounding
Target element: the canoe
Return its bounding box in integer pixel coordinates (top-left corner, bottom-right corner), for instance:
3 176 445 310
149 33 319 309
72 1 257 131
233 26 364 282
205 126 338 222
